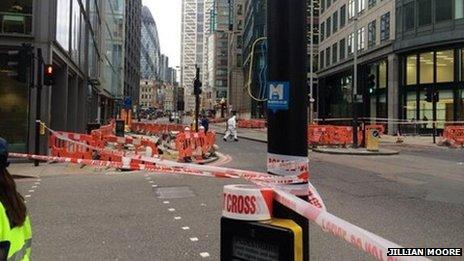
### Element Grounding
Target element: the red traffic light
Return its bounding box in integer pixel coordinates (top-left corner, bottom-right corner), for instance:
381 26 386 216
44 64 55 86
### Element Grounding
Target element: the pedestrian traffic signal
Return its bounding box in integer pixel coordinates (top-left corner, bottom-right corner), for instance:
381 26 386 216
367 74 376 94
44 64 55 86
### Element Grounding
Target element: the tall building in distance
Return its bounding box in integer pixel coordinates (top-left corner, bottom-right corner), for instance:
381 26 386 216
141 6 161 80
228 0 250 118
124 0 142 106
207 0 230 110
181 0 206 112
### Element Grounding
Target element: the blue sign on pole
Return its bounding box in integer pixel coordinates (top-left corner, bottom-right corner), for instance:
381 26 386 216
267 81 290 113
123 96 132 109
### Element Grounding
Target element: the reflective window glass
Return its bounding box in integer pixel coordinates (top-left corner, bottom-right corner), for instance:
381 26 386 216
379 60 387 89
406 55 417 85
435 0 452 22
56 0 71 51
456 0 464 19
406 92 417 121
418 0 432 26
419 52 433 84
404 2 415 30
436 50 454 83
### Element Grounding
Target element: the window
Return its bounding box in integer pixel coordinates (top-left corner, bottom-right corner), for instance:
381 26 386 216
406 55 417 85
379 60 387 89
368 0 376 8
348 0 355 19
340 5 346 28
348 33 354 54
404 2 415 30
326 17 331 38
327 0 332 8
340 38 346 59
357 27 365 51
56 0 71 50
462 49 464 81
420 52 434 84
368 20 376 48
357 0 366 13
332 43 338 63
435 0 452 22
456 0 464 19
320 50 325 69
321 0 325 13
0 0 33 34
320 21 325 42
333 11 338 33
436 50 454 83
326 47 331 67
380 12 390 42
418 0 432 26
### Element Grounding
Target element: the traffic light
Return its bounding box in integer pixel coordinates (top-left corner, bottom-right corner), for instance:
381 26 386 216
425 88 433 103
193 67 202 95
44 64 55 86
367 74 376 94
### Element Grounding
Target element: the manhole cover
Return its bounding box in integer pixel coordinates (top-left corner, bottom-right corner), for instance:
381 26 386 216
154 186 196 199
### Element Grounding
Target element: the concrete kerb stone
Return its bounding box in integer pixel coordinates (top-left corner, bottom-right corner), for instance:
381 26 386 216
310 147 399 156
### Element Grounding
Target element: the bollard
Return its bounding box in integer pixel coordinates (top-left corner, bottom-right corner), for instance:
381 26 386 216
220 185 303 261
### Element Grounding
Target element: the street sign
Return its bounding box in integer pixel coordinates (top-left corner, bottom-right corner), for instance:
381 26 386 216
267 81 290 113
123 96 132 109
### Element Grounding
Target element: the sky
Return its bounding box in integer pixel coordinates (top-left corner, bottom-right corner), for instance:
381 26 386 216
142 0 182 69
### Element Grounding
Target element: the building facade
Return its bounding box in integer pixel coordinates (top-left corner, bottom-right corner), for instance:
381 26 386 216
181 0 205 112
395 0 464 130
141 6 161 80
228 0 250 118
0 0 126 153
317 0 396 131
243 0 267 118
124 0 142 106
139 80 156 108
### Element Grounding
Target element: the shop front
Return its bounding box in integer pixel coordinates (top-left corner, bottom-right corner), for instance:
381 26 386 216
400 47 464 132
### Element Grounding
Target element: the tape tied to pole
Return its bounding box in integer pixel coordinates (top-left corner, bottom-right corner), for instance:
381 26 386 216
222 185 273 221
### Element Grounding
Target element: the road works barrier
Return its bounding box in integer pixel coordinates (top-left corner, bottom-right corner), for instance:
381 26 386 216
308 124 387 147
9 151 429 260
237 119 267 129
131 122 185 135
442 126 464 147
175 130 216 161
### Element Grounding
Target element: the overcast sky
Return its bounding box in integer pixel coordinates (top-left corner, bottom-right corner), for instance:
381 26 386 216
142 0 182 69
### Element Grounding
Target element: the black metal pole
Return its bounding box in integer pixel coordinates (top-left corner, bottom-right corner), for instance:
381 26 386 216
194 67 200 132
432 91 437 144
353 103 359 148
267 0 308 167
34 48 43 166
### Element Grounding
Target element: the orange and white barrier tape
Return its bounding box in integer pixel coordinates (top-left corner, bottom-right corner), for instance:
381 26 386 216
222 185 273 221
273 189 430 261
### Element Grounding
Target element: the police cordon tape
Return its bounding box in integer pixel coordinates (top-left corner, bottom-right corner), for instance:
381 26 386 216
10 152 429 260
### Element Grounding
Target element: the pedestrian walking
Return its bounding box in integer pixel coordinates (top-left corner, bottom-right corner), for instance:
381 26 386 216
200 115 209 133
223 113 238 142
0 137 32 261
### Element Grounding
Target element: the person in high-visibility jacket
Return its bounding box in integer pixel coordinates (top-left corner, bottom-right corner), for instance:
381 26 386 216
0 137 32 261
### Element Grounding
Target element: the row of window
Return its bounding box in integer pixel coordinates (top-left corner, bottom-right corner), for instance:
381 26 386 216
320 4 390 46
321 0 384 15
405 49 464 85
402 0 464 31
320 12 390 69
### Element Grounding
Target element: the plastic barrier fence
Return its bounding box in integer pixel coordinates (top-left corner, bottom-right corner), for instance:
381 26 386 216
442 126 464 147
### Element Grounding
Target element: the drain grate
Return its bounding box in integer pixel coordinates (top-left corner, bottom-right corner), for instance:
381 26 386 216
154 186 196 199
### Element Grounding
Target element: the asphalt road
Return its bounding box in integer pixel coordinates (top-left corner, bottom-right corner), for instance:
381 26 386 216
11 136 464 261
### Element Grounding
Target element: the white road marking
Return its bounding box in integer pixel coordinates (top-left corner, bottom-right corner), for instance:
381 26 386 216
190 237 199 242
34 182 40 185
168 208 175 212
182 226 190 230
31 186 37 188
200 252 210 258
24 195 31 198
201 203 207 207
163 201 170 204
28 190 34 193
151 184 158 188
174 216 181 220
149 180 154 184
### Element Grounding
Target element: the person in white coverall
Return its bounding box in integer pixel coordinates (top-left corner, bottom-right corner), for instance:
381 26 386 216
223 115 238 142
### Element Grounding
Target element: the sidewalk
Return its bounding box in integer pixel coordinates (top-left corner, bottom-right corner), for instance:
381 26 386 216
211 123 445 148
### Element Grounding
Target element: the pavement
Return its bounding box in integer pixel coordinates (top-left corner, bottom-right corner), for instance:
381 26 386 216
9 132 464 260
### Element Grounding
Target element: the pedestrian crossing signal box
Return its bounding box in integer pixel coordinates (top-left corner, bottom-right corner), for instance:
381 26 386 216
221 217 303 261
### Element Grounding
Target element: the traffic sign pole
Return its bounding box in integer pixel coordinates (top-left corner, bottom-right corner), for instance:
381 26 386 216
267 0 308 173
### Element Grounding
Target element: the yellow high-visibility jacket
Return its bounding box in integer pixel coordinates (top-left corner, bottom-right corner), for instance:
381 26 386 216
0 202 31 261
